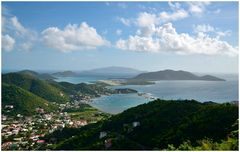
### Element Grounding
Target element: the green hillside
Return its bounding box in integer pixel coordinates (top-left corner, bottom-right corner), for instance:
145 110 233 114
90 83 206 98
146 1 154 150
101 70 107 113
2 83 57 116
57 81 113 96
47 99 238 150
18 70 56 80
2 73 70 103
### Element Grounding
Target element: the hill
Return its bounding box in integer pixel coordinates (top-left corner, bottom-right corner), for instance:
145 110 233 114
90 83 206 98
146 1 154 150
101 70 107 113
52 71 77 77
81 66 145 76
46 99 238 150
2 73 70 103
133 70 225 81
18 70 56 80
2 83 57 116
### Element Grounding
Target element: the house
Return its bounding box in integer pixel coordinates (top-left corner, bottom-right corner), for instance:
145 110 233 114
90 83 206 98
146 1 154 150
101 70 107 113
99 131 107 139
17 114 23 118
36 108 44 113
2 115 7 121
37 140 45 144
13 137 22 142
132 121 140 127
2 142 13 150
5 105 14 109
105 139 112 149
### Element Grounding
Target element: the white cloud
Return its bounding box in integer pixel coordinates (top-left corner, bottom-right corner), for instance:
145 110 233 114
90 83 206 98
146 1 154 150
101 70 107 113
119 2 190 28
2 34 15 52
136 12 157 27
10 16 27 35
42 22 109 52
117 17 131 26
116 23 238 57
193 24 215 33
159 9 188 23
193 24 232 40
188 2 211 15
135 3 188 28
116 29 122 36
3 16 37 51
216 30 231 38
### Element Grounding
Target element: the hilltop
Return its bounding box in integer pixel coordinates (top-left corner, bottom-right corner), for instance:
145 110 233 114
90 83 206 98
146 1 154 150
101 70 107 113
2 72 70 103
52 71 77 77
133 70 225 81
80 66 145 77
18 70 56 80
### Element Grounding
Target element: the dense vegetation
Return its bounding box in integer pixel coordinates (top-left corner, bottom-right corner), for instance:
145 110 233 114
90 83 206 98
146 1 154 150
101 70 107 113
46 99 238 150
133 69 225 81
2 83 57 116
2 73 70 103
18 70 56 80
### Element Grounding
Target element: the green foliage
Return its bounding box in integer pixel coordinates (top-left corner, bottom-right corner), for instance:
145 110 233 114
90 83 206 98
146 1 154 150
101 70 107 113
57 81 113 96
2 73 70 103
50 99 238 150
2 83 57 116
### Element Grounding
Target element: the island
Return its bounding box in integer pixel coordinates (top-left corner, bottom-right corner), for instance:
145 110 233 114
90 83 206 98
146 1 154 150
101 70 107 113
132 69 225 81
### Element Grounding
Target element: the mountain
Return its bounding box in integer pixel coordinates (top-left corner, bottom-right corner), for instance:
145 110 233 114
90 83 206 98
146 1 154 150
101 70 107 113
52 71 77 77
81 66 145 76
2 72 70 103
2 83 57 116
18 70 56 80
45 99 238 150
132 70 225 81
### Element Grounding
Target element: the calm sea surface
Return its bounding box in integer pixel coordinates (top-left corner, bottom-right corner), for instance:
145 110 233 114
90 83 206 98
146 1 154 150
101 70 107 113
56 74 239 114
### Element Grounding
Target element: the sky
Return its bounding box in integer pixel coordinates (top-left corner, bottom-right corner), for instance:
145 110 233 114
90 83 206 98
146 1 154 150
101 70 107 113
1 1 239 73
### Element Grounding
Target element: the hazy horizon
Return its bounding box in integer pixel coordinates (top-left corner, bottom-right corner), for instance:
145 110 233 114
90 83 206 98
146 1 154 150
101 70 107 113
2 66 239 75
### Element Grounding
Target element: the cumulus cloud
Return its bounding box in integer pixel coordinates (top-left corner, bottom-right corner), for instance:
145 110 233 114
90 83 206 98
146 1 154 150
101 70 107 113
136 12 157 27
120 2 188 29
116 23 238 56
42 22 109 52
2 16 37 51
187 2 211 15
2 34 15 52
135 9 188 37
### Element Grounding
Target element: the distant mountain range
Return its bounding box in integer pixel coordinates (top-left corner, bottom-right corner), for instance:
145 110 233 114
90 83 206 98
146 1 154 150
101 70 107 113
132 69 225 81
52 66 146 77
81 66 145 76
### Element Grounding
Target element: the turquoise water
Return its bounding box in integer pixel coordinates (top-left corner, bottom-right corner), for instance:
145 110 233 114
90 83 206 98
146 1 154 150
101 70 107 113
55 76 108 84
55 75 238 114
90 94 150 114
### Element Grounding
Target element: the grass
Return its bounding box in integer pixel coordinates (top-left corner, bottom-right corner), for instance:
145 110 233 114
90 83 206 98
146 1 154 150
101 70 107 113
68 106 111 123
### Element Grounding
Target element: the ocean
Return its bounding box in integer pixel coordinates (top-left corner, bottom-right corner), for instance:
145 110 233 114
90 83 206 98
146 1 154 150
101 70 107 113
55 74 239 114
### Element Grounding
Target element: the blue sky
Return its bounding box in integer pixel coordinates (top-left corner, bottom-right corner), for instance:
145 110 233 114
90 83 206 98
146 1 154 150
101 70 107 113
2 2 239 73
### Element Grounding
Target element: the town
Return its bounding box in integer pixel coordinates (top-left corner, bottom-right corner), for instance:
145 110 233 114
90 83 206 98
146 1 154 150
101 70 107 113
1 99 110 150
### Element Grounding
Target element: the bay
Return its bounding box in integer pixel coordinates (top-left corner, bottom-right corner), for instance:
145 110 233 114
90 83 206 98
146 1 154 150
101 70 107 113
55 74 238 114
